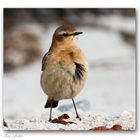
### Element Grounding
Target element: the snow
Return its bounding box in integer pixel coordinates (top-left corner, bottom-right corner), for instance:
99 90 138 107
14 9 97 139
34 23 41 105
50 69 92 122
4 111 135 130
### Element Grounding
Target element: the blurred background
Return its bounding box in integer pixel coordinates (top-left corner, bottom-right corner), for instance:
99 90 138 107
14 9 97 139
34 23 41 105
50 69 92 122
3 8 136 119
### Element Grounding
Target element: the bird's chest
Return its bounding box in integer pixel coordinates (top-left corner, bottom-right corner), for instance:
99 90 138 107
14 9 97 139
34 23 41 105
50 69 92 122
41 50 88 100
45 51 75 74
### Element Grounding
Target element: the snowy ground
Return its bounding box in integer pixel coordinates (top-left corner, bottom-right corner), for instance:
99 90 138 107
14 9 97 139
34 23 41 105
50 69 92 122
4 110 135 130
3 15 136 130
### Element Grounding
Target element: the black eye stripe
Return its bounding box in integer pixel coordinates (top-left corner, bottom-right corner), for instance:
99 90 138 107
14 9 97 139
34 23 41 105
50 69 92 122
62 33 69 37
61 32 83 37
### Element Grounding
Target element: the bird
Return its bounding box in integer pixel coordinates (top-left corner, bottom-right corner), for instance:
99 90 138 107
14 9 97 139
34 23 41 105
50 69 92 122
40 25 88 121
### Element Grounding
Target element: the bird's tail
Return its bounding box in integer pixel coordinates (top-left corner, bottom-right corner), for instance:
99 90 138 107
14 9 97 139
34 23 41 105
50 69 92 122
44 98 59 108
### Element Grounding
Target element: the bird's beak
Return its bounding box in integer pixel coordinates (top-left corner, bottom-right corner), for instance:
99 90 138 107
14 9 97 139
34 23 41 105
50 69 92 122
68 32 83 37
73 32 83 36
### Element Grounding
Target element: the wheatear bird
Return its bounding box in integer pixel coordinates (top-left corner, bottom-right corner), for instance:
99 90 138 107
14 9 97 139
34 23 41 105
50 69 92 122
40 25 88 121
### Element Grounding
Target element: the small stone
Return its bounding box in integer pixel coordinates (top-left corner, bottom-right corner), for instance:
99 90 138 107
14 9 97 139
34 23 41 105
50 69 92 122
111 124 122 130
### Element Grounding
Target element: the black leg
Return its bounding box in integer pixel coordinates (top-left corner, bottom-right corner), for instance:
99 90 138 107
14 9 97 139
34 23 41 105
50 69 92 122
49 100 53 121
72 98 81 120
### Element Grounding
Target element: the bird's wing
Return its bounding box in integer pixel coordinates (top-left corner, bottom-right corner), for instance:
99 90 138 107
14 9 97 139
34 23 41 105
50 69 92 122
41 52 50 71
73 62 85 81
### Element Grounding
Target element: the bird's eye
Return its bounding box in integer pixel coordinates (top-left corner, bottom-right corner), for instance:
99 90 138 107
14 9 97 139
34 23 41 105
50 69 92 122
62 33 69 37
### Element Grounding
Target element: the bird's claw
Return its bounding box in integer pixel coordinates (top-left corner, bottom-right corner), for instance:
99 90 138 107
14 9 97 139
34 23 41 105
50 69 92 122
49 118 52 122
76 116 81 121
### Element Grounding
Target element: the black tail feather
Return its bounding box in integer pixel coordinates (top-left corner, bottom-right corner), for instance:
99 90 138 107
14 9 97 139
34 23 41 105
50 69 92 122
44 99 59 108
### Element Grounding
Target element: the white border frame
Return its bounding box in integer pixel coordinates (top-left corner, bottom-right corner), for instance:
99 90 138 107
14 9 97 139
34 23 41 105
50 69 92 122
0 0 139 140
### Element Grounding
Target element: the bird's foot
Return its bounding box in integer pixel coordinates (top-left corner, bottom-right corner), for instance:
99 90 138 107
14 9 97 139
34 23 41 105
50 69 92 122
76 116 81 121
49 118 52 122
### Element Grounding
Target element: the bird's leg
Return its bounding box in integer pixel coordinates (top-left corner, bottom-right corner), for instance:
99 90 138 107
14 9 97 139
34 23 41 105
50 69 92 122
49 100 53 122
72 98 81 121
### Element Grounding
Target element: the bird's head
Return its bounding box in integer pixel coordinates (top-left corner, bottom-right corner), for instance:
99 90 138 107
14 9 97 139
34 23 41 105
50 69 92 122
52 25 83 45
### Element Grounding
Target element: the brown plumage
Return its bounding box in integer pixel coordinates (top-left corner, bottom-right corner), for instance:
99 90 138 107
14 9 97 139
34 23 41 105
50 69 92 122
40 25 88 121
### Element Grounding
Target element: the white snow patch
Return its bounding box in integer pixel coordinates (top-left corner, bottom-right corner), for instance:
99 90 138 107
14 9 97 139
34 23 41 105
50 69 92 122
4 111 135 130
